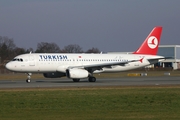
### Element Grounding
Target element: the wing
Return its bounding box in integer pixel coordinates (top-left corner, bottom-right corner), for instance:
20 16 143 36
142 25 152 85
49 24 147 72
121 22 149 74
147 57 171 64
68 60 138 72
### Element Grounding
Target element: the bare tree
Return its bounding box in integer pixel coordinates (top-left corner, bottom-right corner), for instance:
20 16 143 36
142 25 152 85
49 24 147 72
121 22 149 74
0 36 16 50
86 47 100 53
14 47 26 55
0 36 16 62
35 42 61 53
62 44 83 53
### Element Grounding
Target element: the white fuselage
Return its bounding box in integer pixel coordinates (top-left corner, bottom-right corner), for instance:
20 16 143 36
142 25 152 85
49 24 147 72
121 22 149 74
5 26 164 82
6 53 164 73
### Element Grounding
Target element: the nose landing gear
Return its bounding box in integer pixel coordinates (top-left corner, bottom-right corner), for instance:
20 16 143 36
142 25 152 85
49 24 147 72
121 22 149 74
26 73 32 83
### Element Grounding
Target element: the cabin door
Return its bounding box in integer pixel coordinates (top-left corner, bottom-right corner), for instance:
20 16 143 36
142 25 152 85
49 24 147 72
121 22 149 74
29 55 35 66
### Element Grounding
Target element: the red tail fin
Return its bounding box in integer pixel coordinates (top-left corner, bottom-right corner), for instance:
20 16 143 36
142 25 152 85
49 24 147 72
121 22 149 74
133 26 162 55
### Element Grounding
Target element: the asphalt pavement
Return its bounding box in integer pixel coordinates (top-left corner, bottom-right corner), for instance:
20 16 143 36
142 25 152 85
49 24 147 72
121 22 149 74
0 76 180 89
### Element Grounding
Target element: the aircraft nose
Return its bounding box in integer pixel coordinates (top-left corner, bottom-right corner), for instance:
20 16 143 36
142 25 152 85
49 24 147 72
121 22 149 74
5 62 12 70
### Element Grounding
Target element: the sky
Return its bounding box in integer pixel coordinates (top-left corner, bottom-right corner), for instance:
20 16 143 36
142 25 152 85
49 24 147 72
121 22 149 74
0 0 180 52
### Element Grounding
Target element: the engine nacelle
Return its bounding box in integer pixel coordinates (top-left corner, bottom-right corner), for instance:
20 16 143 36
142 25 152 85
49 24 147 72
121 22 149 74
43 72 66 78
66 68 89 79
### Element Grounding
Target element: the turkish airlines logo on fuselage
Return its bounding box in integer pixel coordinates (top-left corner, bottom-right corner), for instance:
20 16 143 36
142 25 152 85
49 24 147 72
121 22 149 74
147 36 158 49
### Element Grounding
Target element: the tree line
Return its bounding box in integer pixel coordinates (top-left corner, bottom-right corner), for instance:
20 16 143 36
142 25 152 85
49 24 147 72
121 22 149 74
0 36 100 63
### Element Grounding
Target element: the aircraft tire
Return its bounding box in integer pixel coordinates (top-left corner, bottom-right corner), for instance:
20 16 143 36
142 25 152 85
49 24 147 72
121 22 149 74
26 79 31 83
89 77 96 82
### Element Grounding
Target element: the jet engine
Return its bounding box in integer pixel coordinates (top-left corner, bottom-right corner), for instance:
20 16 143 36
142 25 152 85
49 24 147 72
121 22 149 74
43 72 66 78
66 68 89 79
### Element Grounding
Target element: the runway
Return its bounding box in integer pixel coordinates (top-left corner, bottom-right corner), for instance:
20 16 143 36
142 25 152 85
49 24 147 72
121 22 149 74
0 76 180 88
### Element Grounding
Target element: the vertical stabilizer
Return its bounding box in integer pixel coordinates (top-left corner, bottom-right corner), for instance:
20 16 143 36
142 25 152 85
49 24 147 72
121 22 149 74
133 26 162 55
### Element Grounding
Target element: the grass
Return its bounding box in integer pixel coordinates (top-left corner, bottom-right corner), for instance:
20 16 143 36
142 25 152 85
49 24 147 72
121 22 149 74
0 86 180 120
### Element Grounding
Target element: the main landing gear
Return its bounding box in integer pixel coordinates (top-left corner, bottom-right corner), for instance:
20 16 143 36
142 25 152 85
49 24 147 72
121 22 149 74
88 77 96 82
26 73 32 83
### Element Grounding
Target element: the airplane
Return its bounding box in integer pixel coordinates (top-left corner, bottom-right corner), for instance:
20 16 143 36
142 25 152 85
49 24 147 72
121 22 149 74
5 26 165 83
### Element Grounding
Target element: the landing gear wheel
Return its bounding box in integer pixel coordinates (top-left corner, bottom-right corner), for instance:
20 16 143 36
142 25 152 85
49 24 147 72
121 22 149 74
73 79 80 82
88 77 96 82
26 79 31 83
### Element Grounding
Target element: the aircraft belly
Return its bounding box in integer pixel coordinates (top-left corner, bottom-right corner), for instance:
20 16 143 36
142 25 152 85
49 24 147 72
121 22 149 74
38 65 56 72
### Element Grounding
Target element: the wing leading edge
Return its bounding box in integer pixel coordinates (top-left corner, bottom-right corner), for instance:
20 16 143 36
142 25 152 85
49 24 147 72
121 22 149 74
67 59 139 72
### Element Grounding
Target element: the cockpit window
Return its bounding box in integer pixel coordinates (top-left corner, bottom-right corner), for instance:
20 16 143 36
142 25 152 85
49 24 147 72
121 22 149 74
12 58 23 62
13 58 17 61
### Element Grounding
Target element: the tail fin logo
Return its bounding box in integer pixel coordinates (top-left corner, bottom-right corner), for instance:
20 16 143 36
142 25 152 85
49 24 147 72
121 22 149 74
147 36 158 49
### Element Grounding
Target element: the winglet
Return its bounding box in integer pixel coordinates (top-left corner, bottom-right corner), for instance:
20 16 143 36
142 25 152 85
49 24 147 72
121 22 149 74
133 26 162 55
